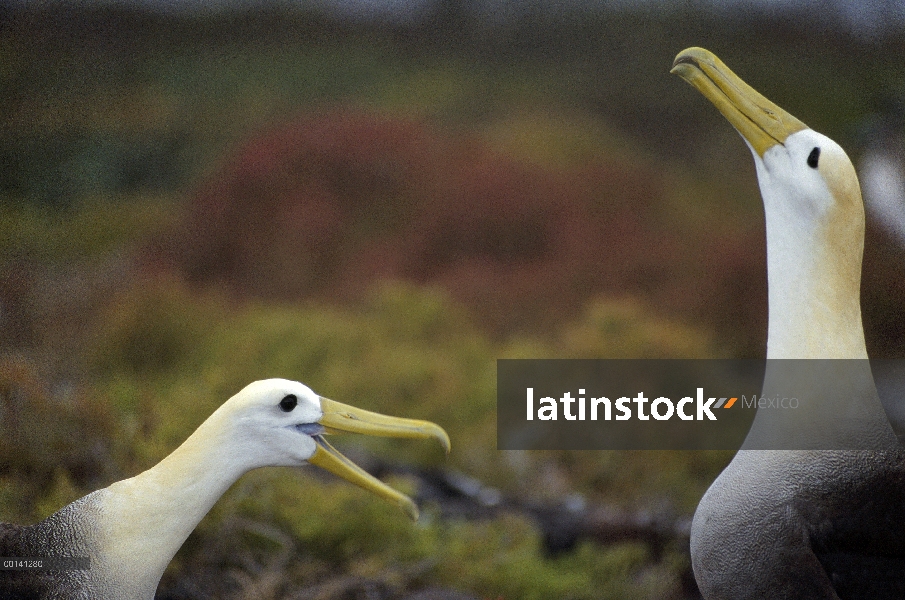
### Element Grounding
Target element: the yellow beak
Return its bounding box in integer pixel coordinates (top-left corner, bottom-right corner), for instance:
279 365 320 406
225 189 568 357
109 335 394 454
671 47 808 156
307 397 450 520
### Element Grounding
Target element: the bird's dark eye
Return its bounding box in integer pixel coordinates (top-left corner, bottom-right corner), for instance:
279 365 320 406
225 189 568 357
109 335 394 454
279 394 298 412
807 147 820 169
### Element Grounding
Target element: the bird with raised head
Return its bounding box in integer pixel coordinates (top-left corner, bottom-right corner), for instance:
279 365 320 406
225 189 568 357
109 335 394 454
673 47 905 600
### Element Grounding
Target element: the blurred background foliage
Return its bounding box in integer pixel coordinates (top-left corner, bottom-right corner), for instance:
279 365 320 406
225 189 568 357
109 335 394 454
2 1 905 598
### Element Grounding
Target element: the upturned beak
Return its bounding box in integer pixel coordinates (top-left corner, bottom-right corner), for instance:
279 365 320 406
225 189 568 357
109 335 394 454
671 47 808 156
307 397 451 520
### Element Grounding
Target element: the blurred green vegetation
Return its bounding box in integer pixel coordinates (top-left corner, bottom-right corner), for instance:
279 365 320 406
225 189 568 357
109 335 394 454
5 3 905 205
2 273 720 597
0 194 179 260
3 3 903 598
84 276 721 499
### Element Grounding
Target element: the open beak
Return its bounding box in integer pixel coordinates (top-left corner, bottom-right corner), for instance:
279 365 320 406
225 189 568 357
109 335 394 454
307 397 451 520
671 47 808 156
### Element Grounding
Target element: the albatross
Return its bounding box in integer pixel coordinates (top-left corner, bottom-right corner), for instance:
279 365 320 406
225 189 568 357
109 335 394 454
672 48 905 599
0 379 450 599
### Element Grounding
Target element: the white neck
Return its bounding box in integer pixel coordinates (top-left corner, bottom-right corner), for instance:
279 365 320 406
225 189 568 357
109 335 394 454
764 231 866 359
757 159 867 359
740 143 897 449
92 410 258 598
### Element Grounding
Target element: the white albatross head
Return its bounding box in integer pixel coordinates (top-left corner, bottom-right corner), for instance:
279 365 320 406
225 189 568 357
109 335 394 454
671 47 867 358
199 378 450 520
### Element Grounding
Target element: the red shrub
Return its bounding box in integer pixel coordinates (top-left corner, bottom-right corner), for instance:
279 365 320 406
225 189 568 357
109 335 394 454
148 109 767 346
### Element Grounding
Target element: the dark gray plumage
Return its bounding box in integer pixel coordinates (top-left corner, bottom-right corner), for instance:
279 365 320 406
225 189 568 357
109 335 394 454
692 451 905 599
1 493 101 599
